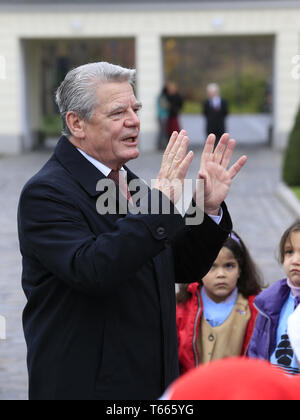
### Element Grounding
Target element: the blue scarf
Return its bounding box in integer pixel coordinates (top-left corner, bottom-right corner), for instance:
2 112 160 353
201 286 238 327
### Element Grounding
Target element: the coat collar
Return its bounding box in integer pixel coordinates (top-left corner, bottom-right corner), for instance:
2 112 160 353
54 136 139 197
254 279 290 318
187 282 201 296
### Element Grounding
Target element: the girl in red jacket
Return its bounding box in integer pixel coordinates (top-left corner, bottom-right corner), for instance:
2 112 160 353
176 232 263 375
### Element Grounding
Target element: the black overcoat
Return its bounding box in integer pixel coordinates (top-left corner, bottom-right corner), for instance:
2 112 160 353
18 136 232 400
203 98 228 139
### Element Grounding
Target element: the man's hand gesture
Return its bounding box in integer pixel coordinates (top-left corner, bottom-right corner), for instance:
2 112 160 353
154 131 247 213
195 133 247 215
154 130 194 204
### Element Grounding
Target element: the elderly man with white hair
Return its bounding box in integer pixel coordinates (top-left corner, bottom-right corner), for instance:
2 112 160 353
18 62 246 400
203 83 229 146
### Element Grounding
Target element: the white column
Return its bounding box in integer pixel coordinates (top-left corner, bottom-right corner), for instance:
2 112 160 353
21 40 43 151
273 30 300 150
135 34 163 152
0 36 22 154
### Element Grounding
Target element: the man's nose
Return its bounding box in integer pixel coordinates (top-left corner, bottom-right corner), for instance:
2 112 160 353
125 110 140 127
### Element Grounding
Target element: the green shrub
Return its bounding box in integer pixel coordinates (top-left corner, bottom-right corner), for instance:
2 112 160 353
283 107 300 186
221 75 267 114
182 101 202 114
292 187 300 201
41 114 62 137
182 74 268 115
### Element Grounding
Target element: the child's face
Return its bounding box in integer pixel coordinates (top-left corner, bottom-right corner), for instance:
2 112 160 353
283 231 300 287
202 247 241 303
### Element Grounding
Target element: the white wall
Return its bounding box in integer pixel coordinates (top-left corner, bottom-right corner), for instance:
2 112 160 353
0 5 299 153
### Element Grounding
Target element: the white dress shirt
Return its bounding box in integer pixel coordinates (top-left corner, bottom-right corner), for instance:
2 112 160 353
77 148 126 178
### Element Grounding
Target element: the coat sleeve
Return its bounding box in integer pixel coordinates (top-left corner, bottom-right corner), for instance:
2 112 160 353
171 202 232 284
203 100 209 117
222 99 229 118
18 181 186 297
247 319 260 359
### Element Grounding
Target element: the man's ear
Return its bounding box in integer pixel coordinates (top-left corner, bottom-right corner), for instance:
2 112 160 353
65 111 86 139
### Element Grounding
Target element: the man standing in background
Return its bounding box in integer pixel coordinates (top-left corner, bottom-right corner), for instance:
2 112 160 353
203 83 228 145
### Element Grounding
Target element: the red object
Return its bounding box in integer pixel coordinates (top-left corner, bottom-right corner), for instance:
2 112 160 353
167 116 181 136
176 282 258 374
108 170 132 202
166 357 300 400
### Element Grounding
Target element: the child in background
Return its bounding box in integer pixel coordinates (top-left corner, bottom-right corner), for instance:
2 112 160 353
176 232 262 375
248 220 300 375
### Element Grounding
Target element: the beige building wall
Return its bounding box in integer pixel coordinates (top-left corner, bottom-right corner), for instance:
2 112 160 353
0 4 299 153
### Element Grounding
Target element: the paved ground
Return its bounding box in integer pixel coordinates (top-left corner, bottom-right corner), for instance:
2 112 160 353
0 138 297 400
181 113 272 146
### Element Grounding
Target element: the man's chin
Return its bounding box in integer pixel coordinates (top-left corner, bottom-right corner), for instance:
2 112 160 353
128 148 140 160
132 150 140 160
120 148 140 166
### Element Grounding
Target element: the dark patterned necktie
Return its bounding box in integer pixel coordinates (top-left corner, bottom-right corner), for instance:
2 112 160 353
108 170 132 203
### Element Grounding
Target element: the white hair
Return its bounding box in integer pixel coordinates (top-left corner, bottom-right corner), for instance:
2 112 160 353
55 62 136 137
207 83 220 94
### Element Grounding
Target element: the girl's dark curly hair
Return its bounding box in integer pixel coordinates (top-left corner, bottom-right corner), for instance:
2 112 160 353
176 231 263 304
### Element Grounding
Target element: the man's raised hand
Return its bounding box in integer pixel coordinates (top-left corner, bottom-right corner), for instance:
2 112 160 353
195 133 247 215
154 130 194 204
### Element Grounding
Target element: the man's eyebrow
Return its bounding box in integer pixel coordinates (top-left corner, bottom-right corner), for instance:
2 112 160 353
109 101 142 114
109 105 126 114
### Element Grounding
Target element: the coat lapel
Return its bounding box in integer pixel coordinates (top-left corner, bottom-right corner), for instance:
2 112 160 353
54 136 107 197
54 136 151 214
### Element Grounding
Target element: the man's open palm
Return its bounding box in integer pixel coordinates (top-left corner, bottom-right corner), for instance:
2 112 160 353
196 133 247 214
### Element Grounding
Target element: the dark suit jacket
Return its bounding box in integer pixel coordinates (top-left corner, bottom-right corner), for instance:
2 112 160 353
18 136 232 400
203 98 228 139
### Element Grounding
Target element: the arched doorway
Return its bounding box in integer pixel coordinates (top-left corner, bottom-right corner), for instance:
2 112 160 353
162 35 274 146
